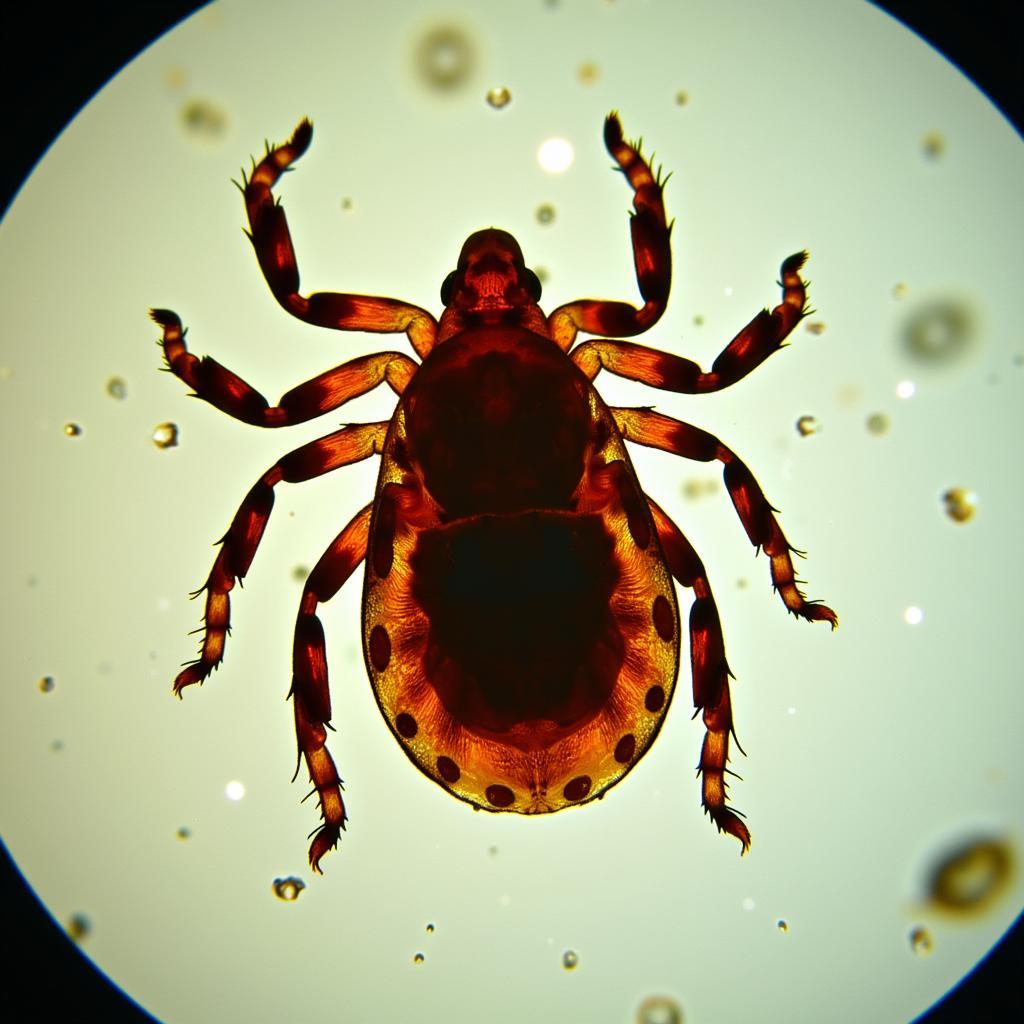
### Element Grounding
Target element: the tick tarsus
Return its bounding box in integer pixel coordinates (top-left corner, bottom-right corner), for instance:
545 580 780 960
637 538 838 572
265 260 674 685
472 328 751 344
159 111 835 870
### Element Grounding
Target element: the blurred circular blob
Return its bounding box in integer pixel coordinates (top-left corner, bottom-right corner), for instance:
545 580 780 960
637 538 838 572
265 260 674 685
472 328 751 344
577 62 599 85
106 376 127 400
152 422 179 449
486 86 511 109
805 320 826 335
562 949 579 970
412 952 425 964
777 919 789 933
535 203 556 225
926 836 1013 913
415 25 475 92
636 994 684 1024
796 415 820 436
901 298 976 368
38 675 55 693
272 877 306 902
942 487 978 524
67 913 92 942
63 422 82 437
921 131 946 160
180 98 229 142
674 90 689 106
909 926 933 955
865 412 889 436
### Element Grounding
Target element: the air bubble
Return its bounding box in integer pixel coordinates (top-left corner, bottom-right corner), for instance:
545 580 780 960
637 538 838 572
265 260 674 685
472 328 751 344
903 606 924 626
416 25 474 92
636 995 684 1024
38 675 55 693
535 203 556 225
942 488 977 523
776 919 789 933
796 415 819 437
152 422 179 449
106 376 127 400
486 86 511 109
425 922 435 933
538 138 574 174
909 926 933 955
272 877 306 902
926 836 1013 913
413 952 425 964
562 949 579 970
63 423 82 437
225 780 245 801
902 299 975 367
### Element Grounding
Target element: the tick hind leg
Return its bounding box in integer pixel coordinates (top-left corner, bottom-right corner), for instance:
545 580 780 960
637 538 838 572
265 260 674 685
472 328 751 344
173 422 387 694
151 309 416 427
292 504 372 872
548 112 672 349
647 497 749 851
240 120 437 357
614 407 837 628
571 252 810 392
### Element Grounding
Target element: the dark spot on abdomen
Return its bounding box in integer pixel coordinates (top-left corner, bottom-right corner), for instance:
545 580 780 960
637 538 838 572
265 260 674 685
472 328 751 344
411 511 624 744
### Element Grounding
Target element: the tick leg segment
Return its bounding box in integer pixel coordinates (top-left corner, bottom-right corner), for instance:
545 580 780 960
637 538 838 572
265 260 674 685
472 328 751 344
571 252 811 391
240 119 438 358
151 309 416 427
292 503 372 872
614 408 837 628
548 112 672 350
647 496 749 851
173 422 388 695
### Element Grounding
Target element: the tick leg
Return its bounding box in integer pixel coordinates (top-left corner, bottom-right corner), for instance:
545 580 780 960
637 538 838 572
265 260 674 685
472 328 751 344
173 422 388 695
572 252 810 392
292 503 372 872
647 496 749 851
548 112 672 350
151 309 417 426
240 120 438 357
614 407 837 628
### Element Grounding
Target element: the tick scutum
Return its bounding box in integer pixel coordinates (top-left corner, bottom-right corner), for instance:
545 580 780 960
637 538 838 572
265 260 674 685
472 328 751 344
411 511 623 745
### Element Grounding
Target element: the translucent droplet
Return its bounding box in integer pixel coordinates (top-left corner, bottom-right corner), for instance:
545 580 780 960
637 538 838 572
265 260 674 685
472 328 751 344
577 62 599 85
425 922 435 933
63 423 82 437
921 131 946 160
674 90 689 106
416 25 474 91
562 949 579 970
38 675 55 693
776 919 789 933
865 412 889 436
180 98 229 141
486 86 511 109
942 488 977 524
796 415 819 437
636 994 684 1024
106 376 127 400
152 422 179 449
272 876 306 902
909 926 933 955
805 321 826 335
67 914 91 942
413 952 425 964
926 836 1013 913
535 203 556 225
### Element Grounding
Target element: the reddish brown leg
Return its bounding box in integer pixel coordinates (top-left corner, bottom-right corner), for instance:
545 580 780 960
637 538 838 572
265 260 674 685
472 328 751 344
173 422 388 695
648 496 749 851
572 252 811 391
150 309 416 426
292 503 372 872
240 120 438 357
614 407 837 628
548 112 673 350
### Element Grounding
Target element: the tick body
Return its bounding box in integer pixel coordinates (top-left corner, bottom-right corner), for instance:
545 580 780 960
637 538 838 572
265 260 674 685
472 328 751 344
153 113 836 872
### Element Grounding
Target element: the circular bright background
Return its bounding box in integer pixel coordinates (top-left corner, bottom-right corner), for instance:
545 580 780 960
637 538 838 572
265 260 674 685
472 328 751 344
1 3 1021 1022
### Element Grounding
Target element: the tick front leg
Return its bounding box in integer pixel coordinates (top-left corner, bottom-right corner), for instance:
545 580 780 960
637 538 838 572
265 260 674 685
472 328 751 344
647 496 749 851
548 112 672 350
292 503 372 872
151 310 417 426
571 252 811 392
614 407 837 628
173 422 388 695
241 120 437 357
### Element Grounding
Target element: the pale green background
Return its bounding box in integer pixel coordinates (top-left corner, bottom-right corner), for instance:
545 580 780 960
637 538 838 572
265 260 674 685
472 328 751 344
1 1 1021 1022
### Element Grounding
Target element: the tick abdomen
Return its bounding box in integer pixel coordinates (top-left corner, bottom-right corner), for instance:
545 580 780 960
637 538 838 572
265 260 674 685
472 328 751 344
410 511 624 749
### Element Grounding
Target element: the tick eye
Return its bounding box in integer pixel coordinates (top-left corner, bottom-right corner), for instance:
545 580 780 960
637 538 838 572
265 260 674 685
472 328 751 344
522 267 542 302
440 270 457 305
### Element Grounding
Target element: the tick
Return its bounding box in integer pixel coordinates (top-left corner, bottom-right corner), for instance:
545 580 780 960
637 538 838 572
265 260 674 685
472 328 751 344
152 112 837 872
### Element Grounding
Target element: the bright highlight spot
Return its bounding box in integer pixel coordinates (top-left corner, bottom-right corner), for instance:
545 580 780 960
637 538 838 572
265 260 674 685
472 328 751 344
896 379 916 399
904 606 924 625
742 897 756 911
225 780 246 801
537 137 574 174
